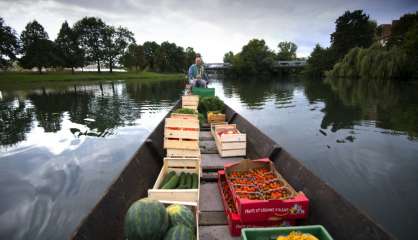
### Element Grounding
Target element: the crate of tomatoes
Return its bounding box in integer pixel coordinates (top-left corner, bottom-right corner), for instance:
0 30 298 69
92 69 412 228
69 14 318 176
218 170 295 236
224 159 309 223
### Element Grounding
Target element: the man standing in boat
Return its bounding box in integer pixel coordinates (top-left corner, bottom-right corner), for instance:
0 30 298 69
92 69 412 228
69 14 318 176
188 55 208 88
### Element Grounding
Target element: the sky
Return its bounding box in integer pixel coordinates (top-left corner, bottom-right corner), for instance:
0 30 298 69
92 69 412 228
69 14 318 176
1 0 417 62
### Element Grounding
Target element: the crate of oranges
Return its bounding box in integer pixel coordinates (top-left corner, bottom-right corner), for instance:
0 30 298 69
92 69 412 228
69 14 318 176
217 170 295 236
224 159 309 222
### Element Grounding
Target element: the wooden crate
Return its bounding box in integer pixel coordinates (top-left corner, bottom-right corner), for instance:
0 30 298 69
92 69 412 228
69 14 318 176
164 117 199 150
182 95 199 110
212 123 246 157
164 117 199 140
207 111 226 124
166 148 201 159
171 113 198 120
148 157 200 203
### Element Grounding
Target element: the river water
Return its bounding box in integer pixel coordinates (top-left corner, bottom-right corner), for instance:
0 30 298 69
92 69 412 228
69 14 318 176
0 76 417 239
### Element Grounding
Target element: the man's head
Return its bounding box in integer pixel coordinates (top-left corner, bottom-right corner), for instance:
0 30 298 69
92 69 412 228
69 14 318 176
195 57 202 65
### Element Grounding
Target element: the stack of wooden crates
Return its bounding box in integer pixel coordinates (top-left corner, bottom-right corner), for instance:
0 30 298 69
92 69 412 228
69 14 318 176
148 95 201 205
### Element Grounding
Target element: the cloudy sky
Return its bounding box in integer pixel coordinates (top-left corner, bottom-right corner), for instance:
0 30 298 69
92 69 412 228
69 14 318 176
1 0 417 62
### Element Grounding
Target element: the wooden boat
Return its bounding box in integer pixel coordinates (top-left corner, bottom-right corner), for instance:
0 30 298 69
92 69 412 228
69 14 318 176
71 100 394 240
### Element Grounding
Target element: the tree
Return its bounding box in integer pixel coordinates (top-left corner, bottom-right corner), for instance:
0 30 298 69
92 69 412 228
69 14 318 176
0 17 20 69
55 21 84 73
155 41 185 72
277 41 297 60
387 11 418 47
74 17 106 73
223 51 234 63
120 43 146 71
231 39 276 75
19 20 54 73
143 41 160 71
304 44 336 78
185 47 196 68
102 26 135 73
330 10 376 60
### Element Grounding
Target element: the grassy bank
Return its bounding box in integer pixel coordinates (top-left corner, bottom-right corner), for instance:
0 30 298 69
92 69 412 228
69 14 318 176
0 71 185 83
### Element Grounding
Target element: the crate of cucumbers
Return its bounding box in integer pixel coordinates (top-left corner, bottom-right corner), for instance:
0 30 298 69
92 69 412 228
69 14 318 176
148 157 200 203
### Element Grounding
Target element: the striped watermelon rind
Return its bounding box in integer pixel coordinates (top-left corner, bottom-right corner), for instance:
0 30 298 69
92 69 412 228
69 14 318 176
163 224 195 240
166 204 196 229
124 198 169 240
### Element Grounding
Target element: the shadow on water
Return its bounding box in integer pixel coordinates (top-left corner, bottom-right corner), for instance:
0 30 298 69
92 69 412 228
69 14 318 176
0 79 184 240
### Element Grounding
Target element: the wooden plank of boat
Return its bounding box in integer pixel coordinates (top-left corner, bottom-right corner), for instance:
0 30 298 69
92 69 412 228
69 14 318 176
199 225 240 240
71 100 394 240
201 153 244 171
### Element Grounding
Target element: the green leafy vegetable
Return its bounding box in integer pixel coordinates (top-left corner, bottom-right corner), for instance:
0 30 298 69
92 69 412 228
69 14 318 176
174 108 197 115
198 96 225 118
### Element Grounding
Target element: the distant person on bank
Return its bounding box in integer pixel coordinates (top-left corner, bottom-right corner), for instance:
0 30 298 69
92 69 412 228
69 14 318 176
188 57 208 88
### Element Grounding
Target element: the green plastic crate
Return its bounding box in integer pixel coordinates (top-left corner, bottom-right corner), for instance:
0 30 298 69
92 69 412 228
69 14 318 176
192 87 215 97
241 225 333 240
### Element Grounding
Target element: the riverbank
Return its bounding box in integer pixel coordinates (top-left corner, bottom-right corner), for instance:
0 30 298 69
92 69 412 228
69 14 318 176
0 71 185 83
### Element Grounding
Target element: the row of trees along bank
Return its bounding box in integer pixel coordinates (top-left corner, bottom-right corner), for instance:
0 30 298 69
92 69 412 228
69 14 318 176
223 40 301 77
0 17 196 73
305 10 418 80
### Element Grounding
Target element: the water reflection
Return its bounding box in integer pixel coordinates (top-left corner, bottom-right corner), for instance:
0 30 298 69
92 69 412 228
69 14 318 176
215 75 418 239
325 77 418 140
0 79 183 240
221 77 295 109
0 80 182 148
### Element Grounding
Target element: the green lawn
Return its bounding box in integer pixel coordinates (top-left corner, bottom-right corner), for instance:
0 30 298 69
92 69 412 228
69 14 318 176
0 71 185 82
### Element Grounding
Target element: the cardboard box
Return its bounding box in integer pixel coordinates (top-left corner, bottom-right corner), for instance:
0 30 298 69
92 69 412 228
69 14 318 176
218 170 295 236
224 159 309 222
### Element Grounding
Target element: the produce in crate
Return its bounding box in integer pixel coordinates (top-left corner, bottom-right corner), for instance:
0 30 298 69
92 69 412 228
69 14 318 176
219 170 295 236
225 159 309 222
227 167 293 200
173 108 198 115
159 171 198 189
164 224 195 240
198 96 225 118
276 231 319 240
124 198 169 240
166 204 196 229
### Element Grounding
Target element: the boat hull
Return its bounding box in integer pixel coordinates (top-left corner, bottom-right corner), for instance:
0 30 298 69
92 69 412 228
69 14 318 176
71 101 393 240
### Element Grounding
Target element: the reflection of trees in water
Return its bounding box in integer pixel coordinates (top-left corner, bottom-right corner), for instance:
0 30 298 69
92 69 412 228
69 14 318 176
0 80 184 146
0 99 34 146
304 80 362 132
125 80 182 104
222 77 295 109
305 77 418 140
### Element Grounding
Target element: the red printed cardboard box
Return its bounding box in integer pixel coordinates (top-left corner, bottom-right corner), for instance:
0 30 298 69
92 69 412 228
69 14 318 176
217 170 295 236
224 159 309 223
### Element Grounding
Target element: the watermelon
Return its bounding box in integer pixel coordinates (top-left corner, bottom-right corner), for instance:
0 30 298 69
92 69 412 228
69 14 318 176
163 224 195 240
124 198 169 240
166 204 195 229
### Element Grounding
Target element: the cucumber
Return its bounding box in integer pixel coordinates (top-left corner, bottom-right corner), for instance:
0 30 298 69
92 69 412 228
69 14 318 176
177 172 186 189
162 174 179 189
192 173 198 189
186 173 192 189
160 171 176 188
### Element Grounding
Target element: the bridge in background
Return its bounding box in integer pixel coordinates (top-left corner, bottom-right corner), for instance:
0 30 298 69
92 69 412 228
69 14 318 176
275 60 307 68
205 63 231 70
205 60 307 70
